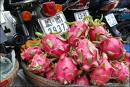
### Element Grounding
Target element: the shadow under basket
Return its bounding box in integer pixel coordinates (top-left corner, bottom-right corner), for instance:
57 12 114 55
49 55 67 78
21 62 129 87
0 60 19 87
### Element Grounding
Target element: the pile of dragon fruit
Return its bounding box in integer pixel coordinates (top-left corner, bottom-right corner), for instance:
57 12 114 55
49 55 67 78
21 17 130 86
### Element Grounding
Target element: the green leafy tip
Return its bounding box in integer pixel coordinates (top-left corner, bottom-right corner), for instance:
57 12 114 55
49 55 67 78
84 15 105 27
119 53 125 61
66 22 75 26
32 43 40 47
87 58 92 65
84 16 94 26
47 40 53 48
35 32 43 38
79 50 83 64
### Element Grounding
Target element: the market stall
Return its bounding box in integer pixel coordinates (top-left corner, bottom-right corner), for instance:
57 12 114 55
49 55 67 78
0 0 130 87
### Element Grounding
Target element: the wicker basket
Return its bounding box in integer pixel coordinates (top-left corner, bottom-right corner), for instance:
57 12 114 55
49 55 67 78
0 60 19 87
22 62 129 87
22 62 62 86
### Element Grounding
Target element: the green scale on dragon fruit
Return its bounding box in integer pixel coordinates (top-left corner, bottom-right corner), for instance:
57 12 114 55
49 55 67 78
21 47 42 61
72 38 99 72
66 21 89 47
27 53 51 75
99 37 125 60
41 34 70 58
55 54 78 84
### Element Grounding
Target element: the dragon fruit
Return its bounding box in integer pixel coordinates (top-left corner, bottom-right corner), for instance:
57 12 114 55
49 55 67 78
46 69 56 80
99 37 125 60
99 53 114 74
111 61 129 83
55 54 78 84
90 53 113 86
67 21 89 47
89 26 108 41
90 67 111 86
75 76 89 86
28 54 51 74
21 47 42 61
125 53 130 67
85 16 109 42
41 34 70 57
74 39 99 72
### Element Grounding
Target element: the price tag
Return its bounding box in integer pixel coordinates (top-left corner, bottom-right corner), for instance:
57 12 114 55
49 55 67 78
105 13 118 27
74 10 90 21
38 12 69 34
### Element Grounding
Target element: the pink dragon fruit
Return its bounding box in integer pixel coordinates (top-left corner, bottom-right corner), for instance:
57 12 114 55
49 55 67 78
28 53 51 74
67 21 89 47
46 69 56 80
74 39 99 72
55 54 78 84
90 67 111 86
75 76 89 86
99 37 125 60
125 53 130 67
99 53 114 74
21 47 42 61
41 34 70 57
88 26 108 41
84 16 109 42
111 61 129 83
90 53 113 86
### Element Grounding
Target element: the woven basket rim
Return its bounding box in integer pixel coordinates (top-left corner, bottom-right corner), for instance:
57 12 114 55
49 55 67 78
21 62 62 85
21 62 130 87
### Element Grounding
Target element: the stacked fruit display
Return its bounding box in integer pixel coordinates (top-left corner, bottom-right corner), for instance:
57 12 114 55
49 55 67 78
21 16 130 86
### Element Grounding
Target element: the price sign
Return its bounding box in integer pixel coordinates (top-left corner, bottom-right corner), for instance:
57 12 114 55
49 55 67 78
38 12 69 34
74 10 90 21
105 13 118 27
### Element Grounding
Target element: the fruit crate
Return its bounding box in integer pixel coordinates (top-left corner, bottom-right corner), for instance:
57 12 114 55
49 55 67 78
21 62 129 87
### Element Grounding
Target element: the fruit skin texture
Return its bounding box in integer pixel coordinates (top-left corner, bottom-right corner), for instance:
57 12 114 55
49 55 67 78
90 53 113 86
28 54 51 74
67 21 89 47
99 53 114 74
111 61 129 83
90 67 111 86
125 53 130 67
75 76 89 86
99 37 124 60
21 47 42 61
74 39 99 72
41 34 70 57
89 26 108 41
55 54 78 84
46 69 56 80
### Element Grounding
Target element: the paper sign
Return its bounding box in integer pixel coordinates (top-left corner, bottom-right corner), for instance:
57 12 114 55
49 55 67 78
38 12 69 34
74 10 90 21
105 13 118 27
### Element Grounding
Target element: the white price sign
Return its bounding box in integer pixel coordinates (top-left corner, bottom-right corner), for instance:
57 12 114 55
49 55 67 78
38 12 69 34
105 13 118 27
74 10 90 21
